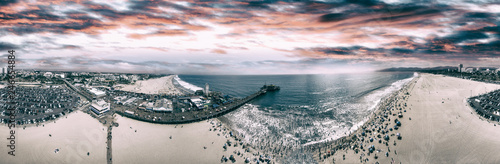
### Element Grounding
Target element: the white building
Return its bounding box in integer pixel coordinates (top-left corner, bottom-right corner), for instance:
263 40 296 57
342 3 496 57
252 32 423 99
90 99 110 116
153 107 173 113
55 73 65 78
43 72 53 78
88 88 106 98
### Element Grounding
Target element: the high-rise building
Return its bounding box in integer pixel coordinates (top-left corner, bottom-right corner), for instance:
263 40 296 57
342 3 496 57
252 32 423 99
2 67 4 76
459 64 463 73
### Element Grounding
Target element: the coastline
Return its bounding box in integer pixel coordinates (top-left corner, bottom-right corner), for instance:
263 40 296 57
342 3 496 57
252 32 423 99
168 73 419 163
320 73 500 163
172 75 198 94
310 73 419 162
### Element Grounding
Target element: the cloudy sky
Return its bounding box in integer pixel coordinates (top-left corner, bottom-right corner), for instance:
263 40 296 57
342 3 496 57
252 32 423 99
0 0 499 74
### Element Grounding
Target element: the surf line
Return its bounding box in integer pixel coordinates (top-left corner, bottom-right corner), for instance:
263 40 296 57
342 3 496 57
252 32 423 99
6 50 16 157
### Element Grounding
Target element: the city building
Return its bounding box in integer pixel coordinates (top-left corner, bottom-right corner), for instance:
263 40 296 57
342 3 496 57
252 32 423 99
195 90 204 96
55 73 65 78
43 72 53 78
90 99 110 116
88 88 106 99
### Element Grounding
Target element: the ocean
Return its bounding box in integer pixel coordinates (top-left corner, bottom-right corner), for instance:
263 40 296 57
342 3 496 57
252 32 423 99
176 72 416 162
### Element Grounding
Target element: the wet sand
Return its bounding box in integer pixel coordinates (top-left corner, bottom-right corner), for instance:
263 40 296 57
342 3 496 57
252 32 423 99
113 114 271 164
323 74 500 163
0 111 107 164
116 75 182 95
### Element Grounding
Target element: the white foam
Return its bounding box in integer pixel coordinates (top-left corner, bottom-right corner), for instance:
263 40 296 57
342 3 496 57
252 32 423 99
173 75 203 92
309 72 418 146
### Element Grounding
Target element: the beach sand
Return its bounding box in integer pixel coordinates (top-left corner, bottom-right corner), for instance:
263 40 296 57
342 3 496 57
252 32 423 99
324 74 500 164
0 111 107 164
113 114 265 164
116 75 182 95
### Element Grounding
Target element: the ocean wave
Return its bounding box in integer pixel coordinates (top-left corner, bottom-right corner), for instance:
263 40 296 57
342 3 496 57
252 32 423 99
173 75 203 92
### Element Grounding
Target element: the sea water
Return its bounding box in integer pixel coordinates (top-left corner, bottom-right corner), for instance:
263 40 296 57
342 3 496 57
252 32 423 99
176 72 415 162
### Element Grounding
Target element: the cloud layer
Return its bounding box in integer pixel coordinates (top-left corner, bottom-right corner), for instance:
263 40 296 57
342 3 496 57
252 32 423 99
0 0 499 74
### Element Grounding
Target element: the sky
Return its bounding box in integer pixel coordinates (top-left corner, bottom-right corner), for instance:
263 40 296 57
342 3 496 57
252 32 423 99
0 0 499 74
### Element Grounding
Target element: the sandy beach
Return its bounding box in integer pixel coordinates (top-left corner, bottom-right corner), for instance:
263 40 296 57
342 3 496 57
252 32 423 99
0 111 107 164
116 75 182 95
113 114 273 164
322 74 500 164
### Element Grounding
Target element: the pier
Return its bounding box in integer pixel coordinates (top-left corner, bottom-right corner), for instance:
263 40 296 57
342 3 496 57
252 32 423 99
116 85 278 124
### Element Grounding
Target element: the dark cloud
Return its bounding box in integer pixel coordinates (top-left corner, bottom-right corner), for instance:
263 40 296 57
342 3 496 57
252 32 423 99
295 1 339 14
0 42 18 51
0 4 112 36
463 12 496 19
364 5 449 23
460 40 500 55
345 0 379 7
316 3 453 29
298 24 500 61
391 48 414 54
439 30 489 43
129 0 166 11
310 47 355 55
247 1 272 9
319 13 347 22
18 8 62 21
0 0 17 6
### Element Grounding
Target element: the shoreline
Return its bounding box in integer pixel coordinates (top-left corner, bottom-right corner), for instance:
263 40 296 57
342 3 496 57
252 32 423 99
320 73 500 163
205 74 419 163
310 73 419 162
171 75 196 95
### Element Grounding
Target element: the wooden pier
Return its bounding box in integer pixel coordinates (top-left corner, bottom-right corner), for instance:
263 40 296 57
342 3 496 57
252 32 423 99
116 86 276 124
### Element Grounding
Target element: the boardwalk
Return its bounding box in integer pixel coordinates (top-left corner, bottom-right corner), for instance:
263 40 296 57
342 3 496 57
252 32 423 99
107 125 113 164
